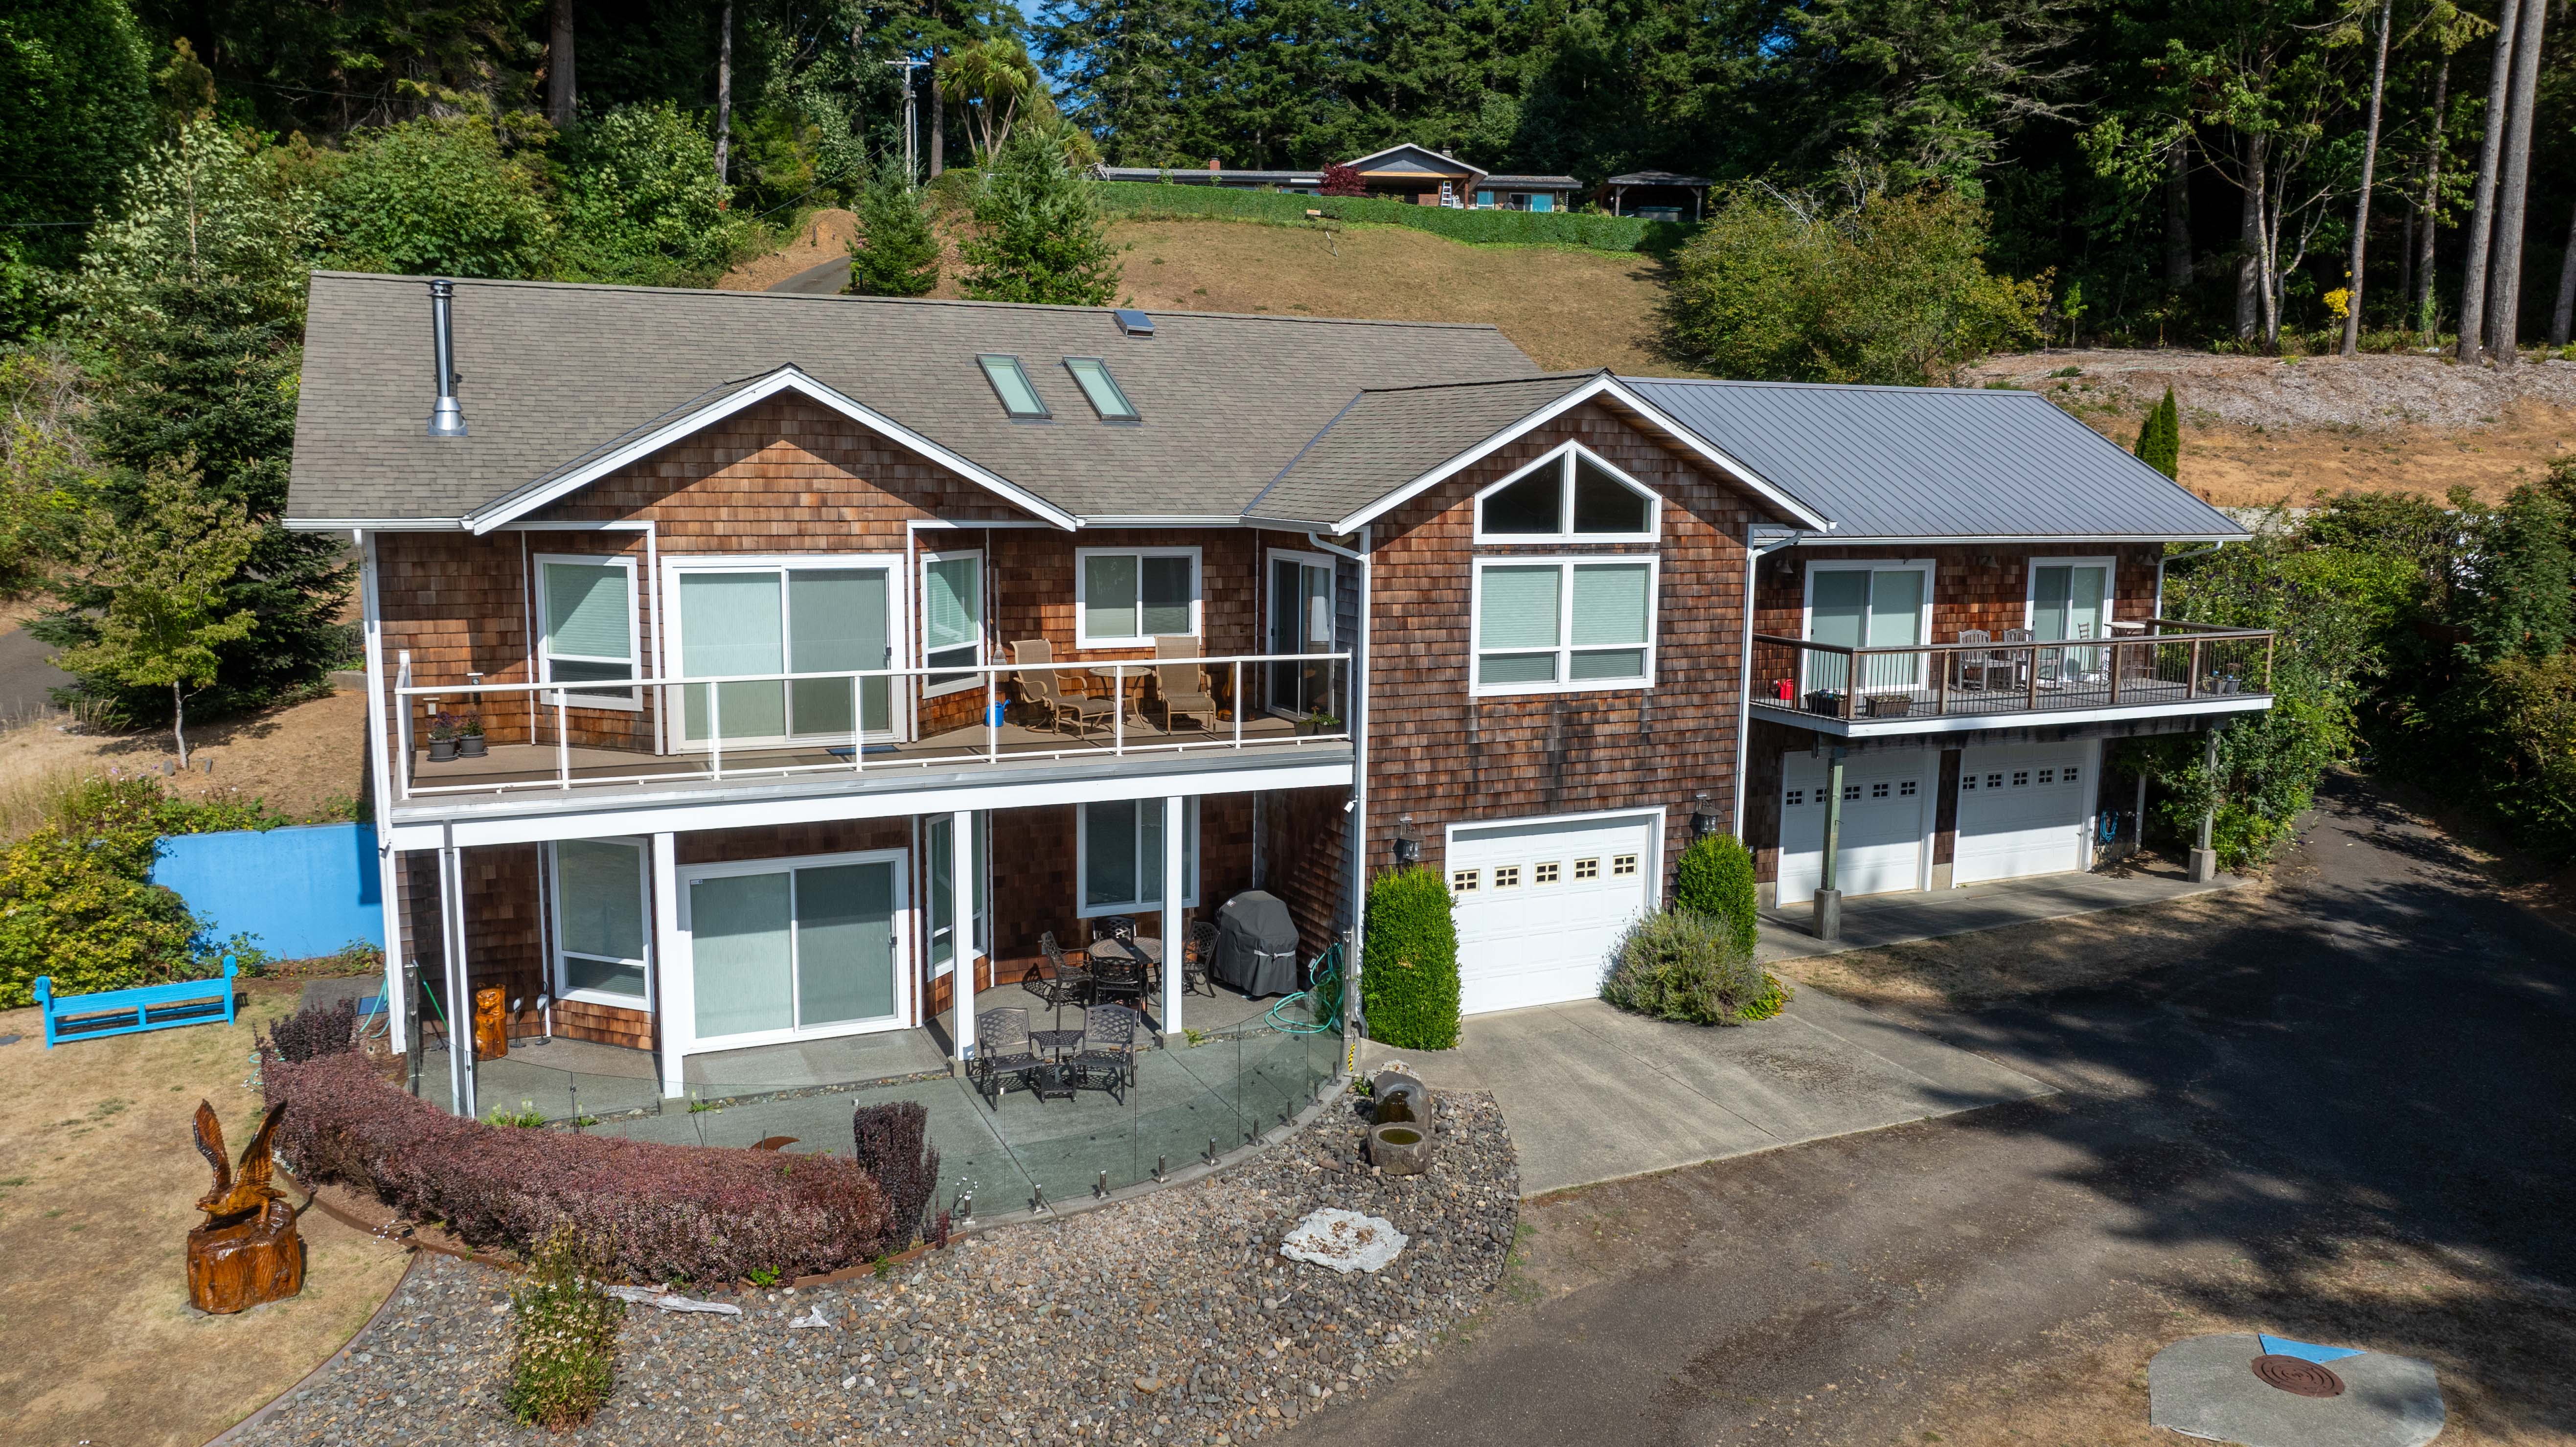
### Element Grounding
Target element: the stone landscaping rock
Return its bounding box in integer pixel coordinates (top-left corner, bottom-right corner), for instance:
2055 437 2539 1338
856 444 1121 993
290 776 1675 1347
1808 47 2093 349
229 1089 1518 1446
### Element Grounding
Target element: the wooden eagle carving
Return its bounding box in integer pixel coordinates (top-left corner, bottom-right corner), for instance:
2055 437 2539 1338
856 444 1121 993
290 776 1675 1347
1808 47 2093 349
193 1100 287 1224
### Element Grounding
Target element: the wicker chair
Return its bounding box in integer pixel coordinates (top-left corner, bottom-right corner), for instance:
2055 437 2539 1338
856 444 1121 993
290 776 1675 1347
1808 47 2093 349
1151 636 1221 733
969 1007 1044 1108
1069 1004 1142 1102
1022 932 1094 1020
1012 639 1115 740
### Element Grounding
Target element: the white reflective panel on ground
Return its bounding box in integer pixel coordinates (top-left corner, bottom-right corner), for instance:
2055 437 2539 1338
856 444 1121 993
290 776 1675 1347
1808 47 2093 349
1953 740 2098 886
1776 748 1932 905
1449 813 1657 1016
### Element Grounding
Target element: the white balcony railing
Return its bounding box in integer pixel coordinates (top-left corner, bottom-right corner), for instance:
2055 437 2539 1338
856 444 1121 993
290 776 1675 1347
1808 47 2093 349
387 651 1352 802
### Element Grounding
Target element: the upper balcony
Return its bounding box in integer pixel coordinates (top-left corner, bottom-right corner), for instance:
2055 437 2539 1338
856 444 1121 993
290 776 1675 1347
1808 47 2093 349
381 648 1353 821
1747 620 2275 738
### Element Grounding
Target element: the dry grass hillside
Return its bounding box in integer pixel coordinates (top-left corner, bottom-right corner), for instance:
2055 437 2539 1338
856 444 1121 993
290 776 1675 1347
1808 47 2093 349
723 208 1683 374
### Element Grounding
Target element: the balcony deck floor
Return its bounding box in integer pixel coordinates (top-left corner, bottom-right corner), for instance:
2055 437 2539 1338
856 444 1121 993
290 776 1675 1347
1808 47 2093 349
1759 675 2262 726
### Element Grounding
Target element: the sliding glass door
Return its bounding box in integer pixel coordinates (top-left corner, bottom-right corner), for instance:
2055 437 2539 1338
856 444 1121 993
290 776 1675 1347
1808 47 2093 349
1806 565 1926 694
687 854 904 1044
1268 553 1334 716
674 560 897 747
2031 562 2109 682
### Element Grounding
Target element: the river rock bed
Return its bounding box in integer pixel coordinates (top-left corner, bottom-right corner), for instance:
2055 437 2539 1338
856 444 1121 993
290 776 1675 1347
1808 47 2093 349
233 1089 1518 1446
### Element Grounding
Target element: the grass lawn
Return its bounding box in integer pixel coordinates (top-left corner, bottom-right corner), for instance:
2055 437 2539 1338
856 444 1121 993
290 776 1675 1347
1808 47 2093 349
0 975 411 1447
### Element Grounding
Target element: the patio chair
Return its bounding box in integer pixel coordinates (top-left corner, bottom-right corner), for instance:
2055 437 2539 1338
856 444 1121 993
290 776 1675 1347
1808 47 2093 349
1011 640 1115 740
1953 629 2007 692
1069 1004 1142 1102
1090 950 1148 1012
1022 932 1094 1020
1181 919 1219 997
1996 628 2035 690
1151 636 1221 733
969 1007 1045 1108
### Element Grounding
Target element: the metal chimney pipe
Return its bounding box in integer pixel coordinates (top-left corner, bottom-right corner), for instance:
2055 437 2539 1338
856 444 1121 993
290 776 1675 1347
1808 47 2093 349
426 279 467 438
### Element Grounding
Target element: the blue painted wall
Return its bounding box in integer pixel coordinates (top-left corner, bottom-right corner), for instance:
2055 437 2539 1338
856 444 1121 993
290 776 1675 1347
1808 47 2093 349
152 822 383 960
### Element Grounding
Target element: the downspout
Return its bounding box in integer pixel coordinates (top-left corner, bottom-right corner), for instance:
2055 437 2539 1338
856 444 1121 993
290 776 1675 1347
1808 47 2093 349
1733 528 1801 840
1306 528 1369 1041
357 529 404 1056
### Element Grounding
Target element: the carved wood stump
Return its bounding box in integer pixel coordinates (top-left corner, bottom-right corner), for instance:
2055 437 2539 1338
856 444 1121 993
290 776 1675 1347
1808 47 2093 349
473 986 508 1060
187 1198 305 1314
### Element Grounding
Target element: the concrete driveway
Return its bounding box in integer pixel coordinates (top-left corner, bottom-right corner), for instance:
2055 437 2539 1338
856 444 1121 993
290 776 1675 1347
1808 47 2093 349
1357 990 2047 1197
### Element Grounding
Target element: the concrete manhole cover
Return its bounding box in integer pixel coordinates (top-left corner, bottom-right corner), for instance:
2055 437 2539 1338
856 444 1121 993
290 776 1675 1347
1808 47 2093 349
2251 1354 2345 1398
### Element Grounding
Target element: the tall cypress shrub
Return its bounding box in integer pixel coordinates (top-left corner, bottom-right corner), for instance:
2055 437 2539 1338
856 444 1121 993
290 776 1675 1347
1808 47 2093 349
1671 833 1760 956
1360 866 1460 1050
2134 387 2181 479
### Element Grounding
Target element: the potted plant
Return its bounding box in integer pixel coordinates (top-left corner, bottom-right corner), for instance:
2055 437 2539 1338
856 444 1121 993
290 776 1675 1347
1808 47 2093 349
1299 707 1342 737
426 712 461 763
457 713 489 758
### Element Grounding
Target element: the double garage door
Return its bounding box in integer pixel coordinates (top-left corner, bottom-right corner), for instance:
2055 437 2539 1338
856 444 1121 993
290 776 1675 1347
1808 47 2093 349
1777 740 2100 904
1447 813 1657 1016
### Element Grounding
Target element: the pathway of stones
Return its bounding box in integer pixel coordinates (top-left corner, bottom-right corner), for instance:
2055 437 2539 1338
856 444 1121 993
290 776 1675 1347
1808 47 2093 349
232 1090 1519 1446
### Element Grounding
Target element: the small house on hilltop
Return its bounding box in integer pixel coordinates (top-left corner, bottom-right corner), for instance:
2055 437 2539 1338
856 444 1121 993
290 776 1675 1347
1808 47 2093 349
1094 142 1581 212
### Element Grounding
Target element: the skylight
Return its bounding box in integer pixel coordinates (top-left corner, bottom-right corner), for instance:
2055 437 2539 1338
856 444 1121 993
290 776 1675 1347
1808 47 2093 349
1063 357 1140 421
977 355 1049 418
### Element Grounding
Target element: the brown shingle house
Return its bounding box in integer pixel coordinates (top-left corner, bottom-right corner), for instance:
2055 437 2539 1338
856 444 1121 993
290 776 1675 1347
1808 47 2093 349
289 272 2266 1110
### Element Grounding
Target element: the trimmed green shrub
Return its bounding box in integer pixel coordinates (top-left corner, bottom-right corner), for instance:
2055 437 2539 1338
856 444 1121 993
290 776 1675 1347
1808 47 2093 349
1094 181 1686 254
848 154 941 297
2133 386 2180 479
1671 833 1759 956
1599 909 1790 1027
504 1224 625 1430
1361 866 1460 1050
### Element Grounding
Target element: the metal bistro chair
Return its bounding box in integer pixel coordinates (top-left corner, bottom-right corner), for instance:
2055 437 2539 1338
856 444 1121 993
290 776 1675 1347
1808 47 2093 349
969 1007 1045 1108
1089 950 1148 1013
1182 919 1220 997
1023 932 1094 1023
1069 1003 1142 1102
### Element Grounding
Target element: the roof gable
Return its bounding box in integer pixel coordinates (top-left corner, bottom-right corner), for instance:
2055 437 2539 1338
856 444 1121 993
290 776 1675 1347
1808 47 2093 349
1345 142 1485 177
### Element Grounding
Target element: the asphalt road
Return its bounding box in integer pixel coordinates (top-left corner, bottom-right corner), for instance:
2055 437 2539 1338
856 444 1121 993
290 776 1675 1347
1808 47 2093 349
1308 774 2576 1444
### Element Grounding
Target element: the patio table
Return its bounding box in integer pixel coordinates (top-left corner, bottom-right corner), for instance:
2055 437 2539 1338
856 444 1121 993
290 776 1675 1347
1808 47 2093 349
1027 1029 1084 1101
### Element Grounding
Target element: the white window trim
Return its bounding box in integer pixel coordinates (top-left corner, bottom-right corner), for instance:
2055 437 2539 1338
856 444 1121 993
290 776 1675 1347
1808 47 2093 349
1469 554 1662 698
919 548 986 699
1470 440 1662 544
1074 797 1202 919
1799 558 1935 697
534 552 642 711
547 837 654 1009
1073 546 1203 650
658 552 911 748
2021 555 2120 636
674 846 915 1050
1265 547 1337 720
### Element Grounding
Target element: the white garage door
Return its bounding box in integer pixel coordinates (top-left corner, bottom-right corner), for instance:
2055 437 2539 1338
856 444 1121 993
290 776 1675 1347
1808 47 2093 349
1448 813 1657 1016
1954 741 2098 885
1777 749 1932 905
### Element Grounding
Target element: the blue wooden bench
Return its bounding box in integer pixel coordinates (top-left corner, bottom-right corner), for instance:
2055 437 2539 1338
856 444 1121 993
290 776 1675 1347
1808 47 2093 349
34 958 238 1048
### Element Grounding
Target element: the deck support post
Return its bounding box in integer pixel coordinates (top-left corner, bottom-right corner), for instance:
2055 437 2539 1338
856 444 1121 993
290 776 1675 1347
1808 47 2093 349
2188 726 2222 883
652 832 685 1101
437 834 476 1119
1162 794 1186 1041
950 809 976 1065
1813 746 1847 940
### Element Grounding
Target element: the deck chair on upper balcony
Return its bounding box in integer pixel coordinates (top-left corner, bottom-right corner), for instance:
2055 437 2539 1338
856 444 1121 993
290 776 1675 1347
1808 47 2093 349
1151 635 1221 733
1011 639 1116 740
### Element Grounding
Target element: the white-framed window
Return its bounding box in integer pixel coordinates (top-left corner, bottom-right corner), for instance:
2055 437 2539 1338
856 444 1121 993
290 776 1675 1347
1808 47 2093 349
926 812 990 973
1075 547 1200 649
1076 798 1200 917
1472 441 1660 543
680 848 910 1046
1471 555 1659 695
549 837 651 1006
920 550 984 698
2026 555 2116 683
1801 559 1932 695
536 554 640 708
662 553 904 747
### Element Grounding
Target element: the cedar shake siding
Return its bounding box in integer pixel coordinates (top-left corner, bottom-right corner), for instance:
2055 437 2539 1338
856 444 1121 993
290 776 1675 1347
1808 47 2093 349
1359 399 1804 893
1751 543 2166 645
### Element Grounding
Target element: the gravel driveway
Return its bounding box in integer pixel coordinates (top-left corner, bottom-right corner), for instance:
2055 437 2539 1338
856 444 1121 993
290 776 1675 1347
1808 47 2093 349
229 1090 1519 1446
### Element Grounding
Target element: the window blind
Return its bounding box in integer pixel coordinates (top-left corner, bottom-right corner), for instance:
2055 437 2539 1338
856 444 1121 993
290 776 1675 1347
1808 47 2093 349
1140 556 1192 635
1479 566 1561 649
1084 554 1139 640
544 563 630 660
924 556 980 651
1571 564 1649 645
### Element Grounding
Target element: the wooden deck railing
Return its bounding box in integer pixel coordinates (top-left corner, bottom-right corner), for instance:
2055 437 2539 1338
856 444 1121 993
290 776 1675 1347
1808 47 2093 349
1748 619 2275 724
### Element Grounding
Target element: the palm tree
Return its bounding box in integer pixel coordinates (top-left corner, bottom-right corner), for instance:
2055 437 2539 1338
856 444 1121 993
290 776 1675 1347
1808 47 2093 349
937 39 1040 163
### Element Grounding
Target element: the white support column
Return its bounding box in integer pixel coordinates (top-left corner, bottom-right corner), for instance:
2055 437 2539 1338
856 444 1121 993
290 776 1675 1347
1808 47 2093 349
1162 794 1185 1041
949 809 976 1063
652 832 687 1099
379 843 407 1054
438 837 476 1119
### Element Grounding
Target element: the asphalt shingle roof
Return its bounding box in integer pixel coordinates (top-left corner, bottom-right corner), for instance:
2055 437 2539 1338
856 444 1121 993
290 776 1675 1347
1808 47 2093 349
1245 374 1601 528
284 272 1537 525
1621 378 2247 541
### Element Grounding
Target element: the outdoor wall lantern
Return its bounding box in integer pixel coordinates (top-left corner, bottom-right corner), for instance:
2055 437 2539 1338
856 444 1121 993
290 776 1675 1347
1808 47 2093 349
1393 814 1423 867
1690 791 1722 842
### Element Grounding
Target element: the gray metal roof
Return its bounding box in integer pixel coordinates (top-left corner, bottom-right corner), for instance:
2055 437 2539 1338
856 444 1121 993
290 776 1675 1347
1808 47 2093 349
1478 175 1582 188
1607 172 1714 186
285 273 1535 524
1093 167 1322 185
1246 374 1602 528
1621 378 2248 541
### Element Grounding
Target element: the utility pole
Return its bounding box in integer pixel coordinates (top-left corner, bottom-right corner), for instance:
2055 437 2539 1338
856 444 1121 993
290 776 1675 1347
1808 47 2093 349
714 0 734 189
884 55 925 182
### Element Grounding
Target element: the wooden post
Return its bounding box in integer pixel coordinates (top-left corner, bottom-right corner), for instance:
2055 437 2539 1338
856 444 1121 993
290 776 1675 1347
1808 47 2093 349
2188 639 2204 699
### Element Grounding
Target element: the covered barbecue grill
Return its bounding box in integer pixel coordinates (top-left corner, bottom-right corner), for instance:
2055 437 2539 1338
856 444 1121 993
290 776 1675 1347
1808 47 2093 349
1209 890 1301 997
